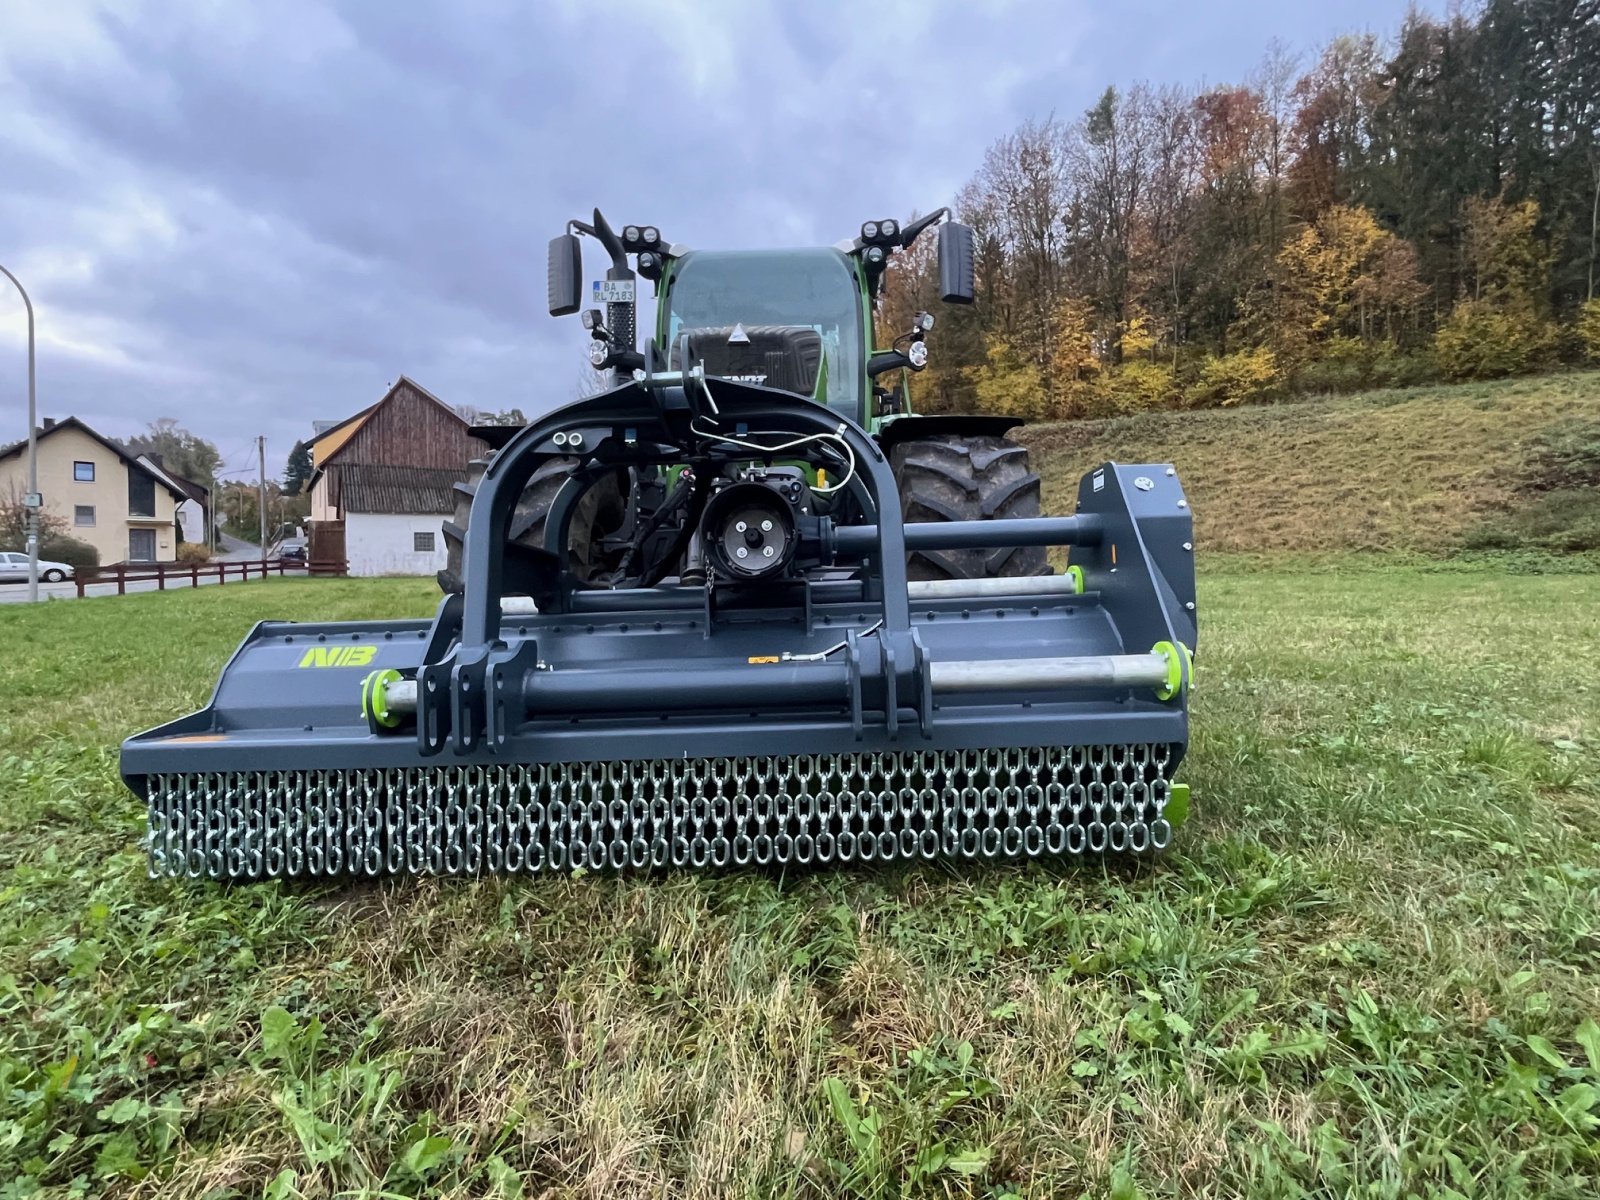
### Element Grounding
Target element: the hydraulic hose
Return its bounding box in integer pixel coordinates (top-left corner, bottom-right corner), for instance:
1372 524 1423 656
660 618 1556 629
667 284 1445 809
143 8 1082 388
616 472 693 582
640 468 712 589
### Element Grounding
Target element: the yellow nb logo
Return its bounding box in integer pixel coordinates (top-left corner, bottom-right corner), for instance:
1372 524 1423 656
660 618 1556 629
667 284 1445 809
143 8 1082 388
297 646 378 669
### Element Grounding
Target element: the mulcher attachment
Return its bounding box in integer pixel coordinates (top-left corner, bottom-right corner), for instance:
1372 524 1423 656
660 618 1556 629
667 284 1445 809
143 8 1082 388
123 379 1196 881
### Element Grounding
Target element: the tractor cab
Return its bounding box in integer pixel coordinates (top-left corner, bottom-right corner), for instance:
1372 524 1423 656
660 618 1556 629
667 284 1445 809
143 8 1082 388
549 209 976 433
660 248 864 418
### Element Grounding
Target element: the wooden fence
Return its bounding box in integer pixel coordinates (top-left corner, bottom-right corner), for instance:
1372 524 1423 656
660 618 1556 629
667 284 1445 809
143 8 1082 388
72 557 345 597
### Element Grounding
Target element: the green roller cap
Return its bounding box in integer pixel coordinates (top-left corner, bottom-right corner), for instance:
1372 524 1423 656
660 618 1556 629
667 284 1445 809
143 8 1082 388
361 668 405 729
1151 641 1191 701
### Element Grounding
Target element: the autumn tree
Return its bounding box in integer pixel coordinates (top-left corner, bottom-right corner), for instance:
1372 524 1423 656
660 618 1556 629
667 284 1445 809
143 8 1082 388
1461 194 1552 310
1271 205 1427 363
944 0 1596 415
959 118 1072 408
1 483 67 548
123 419 221 485
1188 85 1269 353
1288 34 1383 217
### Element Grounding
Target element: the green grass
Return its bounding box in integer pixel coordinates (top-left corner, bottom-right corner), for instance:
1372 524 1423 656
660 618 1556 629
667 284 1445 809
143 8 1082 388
1024 371 1600 556
2 571 1599 1199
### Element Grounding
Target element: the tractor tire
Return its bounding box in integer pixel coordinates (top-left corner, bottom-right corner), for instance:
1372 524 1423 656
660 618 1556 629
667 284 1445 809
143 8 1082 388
888 433 1048 581
437 453 628 594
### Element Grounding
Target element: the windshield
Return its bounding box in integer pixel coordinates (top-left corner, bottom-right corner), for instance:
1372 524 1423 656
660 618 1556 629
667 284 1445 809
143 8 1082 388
665 248 863 415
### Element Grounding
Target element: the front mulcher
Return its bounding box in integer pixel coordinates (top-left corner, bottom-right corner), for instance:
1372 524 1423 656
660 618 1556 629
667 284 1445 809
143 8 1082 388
121 207 1196 881
121 378 1195 880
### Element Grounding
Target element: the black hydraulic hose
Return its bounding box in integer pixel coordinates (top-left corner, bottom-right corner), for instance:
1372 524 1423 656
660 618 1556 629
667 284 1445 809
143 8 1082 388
616 473 692 581
640 469 712 589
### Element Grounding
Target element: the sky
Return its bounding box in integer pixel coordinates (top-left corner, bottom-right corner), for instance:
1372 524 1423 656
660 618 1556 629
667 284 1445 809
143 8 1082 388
1 0 1430 481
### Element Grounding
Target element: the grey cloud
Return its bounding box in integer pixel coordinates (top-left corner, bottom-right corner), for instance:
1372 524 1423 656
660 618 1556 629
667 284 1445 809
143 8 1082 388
0 0 1421 470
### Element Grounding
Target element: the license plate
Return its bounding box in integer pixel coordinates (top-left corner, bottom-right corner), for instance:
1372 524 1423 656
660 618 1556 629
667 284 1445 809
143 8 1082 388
592 279 635 304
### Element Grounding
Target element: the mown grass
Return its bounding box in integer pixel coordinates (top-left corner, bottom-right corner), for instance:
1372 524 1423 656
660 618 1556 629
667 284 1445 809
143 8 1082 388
2 567 1598 1199
1024 370 1600 555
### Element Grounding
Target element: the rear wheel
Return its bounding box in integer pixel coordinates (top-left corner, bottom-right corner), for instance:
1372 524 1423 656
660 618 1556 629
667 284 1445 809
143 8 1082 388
437 454 629 593
888 433 1047 581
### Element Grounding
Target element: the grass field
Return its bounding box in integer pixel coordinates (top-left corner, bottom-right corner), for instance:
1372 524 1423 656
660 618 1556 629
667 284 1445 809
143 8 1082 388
2 565 1597 1200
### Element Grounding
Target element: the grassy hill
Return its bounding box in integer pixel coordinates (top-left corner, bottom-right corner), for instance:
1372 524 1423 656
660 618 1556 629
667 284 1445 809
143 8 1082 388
1023 371 1600 557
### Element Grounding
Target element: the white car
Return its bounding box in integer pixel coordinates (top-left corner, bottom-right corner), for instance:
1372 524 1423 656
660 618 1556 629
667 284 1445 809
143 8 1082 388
0 551 74 583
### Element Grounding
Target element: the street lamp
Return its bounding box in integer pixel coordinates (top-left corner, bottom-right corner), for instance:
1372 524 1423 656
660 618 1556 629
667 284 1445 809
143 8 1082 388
0 263 38 603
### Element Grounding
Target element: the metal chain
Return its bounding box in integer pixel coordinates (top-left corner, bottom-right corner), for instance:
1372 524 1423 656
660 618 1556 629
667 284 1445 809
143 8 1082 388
143 743 1176 880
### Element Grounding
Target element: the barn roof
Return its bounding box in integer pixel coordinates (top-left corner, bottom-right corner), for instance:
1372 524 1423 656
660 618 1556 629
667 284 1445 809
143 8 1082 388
336 464 459 515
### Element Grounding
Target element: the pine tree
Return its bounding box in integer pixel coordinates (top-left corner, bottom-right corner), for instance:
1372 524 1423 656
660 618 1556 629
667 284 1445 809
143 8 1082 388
282 441 314 497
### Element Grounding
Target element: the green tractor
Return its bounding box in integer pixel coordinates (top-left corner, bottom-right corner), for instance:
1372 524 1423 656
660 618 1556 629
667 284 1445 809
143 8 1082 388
440 208 1045 591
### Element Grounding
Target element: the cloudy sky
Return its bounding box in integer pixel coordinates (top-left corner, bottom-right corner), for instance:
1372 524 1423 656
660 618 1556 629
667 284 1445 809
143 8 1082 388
2 0 1424 480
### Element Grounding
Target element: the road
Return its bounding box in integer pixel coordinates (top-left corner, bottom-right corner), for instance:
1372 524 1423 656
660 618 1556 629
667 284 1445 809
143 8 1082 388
0 537 295 604
216 532 261 561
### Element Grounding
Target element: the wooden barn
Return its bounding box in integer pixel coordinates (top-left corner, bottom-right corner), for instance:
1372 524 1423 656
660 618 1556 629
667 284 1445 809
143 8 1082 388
306 377 485 576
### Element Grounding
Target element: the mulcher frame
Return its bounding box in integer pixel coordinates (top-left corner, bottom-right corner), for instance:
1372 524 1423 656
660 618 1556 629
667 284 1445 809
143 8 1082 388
120 377 1197 875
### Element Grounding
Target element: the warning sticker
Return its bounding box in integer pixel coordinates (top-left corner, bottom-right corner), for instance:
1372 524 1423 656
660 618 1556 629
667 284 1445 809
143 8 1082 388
1092 470 1105 493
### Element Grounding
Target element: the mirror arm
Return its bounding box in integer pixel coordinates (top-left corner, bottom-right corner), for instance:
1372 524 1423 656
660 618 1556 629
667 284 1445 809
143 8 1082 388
567 216 630 274
868 350 911 378
591 209 629 272
899 207 950 249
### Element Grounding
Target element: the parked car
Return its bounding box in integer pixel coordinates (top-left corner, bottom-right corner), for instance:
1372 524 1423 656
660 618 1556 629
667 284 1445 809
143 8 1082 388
277 539 307 562
0 551 74 583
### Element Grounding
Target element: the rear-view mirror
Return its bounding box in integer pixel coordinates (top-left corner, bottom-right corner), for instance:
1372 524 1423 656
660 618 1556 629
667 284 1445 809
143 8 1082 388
547 233 583 316
937 222 976 305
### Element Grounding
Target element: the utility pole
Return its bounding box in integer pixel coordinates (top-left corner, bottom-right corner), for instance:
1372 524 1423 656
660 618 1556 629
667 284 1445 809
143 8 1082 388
256 435 268 554
0 263 38 602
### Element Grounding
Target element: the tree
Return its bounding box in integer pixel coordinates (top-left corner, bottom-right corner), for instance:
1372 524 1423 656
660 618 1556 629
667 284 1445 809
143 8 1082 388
1288 34 1383 217
1270 205 1427 361
1137 84 1201 367
1578 297 1600 360
282 441 313 497
936 0 1597 417
217 479 295 543
1254 39 1302 255
1462 193 1552 310
123 418 221 484
972 336 1047 420
1361 10 1491 308
1066 86 1152 364
1188 85 1271 353
0 483 67 549
959 117 1074 407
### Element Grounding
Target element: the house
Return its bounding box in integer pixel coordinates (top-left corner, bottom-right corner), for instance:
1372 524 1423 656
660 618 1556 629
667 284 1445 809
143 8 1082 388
306 376 485 576
0 417 187 564
137 454 211 546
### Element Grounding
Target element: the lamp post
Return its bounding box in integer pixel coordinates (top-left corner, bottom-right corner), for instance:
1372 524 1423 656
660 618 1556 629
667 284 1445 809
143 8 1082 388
0 263 38 603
